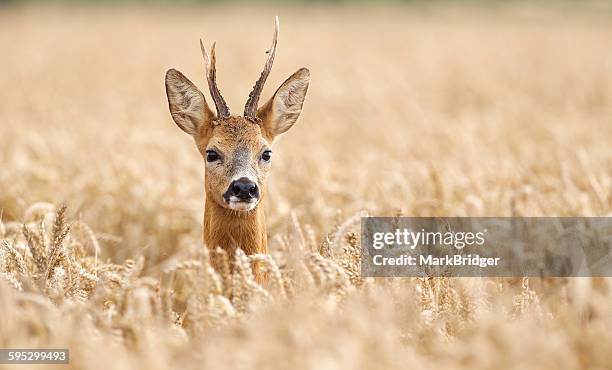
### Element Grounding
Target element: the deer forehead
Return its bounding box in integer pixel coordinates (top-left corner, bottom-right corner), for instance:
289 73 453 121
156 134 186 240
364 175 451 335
201 117 269 155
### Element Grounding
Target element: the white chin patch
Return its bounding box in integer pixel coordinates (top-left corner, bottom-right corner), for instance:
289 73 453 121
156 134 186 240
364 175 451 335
228 197 258 211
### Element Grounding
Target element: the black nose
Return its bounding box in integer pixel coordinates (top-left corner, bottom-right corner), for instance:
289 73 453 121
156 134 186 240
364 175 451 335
229 178 259 200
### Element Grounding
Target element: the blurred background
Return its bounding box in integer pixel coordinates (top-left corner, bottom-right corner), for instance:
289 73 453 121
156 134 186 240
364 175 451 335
1 4 611 369
0 0 610 268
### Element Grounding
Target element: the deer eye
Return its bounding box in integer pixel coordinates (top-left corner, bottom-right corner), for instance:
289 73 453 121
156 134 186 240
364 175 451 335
261 150 272 162
206 150 220 162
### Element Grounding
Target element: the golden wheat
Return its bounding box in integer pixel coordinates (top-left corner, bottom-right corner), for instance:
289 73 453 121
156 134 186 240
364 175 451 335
0 3 611 370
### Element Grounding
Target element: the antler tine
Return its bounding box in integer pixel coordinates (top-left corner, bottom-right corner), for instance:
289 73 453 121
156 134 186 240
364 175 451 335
244 16 279 121
200 39 230 118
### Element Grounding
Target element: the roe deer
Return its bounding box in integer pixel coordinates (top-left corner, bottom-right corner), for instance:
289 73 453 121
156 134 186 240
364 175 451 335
164 17 310 282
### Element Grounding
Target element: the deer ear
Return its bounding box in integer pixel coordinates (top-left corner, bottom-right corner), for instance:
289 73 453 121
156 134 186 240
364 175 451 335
165 69 214 136
258 68 310 141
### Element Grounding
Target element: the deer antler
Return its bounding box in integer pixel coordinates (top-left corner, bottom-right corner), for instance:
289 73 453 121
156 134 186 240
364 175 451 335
200 40 230 118
244 16 279 122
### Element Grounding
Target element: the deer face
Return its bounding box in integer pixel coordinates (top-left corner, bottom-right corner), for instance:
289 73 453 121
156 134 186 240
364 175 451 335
164 18 309 212
199 116 271 212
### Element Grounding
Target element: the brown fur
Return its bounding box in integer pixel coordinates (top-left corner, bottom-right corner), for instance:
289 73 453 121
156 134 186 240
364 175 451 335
198 118 269 281
165 42 310 284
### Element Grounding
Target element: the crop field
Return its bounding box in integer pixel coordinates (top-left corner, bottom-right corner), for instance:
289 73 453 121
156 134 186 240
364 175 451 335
0 2 611 369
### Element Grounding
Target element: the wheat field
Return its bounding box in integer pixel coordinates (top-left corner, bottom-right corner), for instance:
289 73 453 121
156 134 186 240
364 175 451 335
0 2 611 369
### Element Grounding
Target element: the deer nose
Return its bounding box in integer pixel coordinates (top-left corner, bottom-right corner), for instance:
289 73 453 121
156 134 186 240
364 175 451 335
229 178 259 200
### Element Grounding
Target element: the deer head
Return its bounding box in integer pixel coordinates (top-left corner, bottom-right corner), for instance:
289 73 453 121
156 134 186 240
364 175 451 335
165 17 310 213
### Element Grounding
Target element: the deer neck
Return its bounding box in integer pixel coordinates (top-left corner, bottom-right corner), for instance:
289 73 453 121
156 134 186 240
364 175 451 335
203 194 267 257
